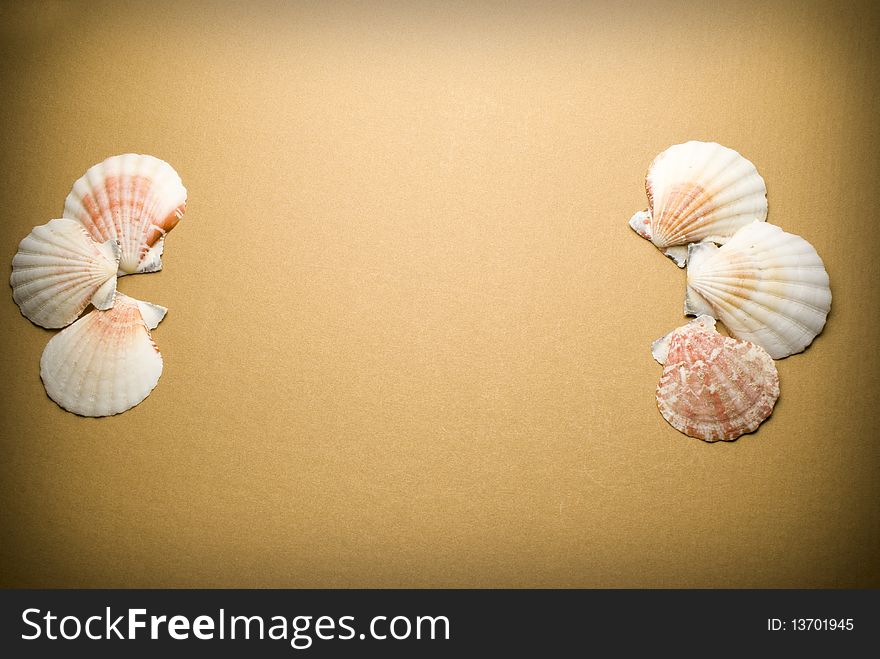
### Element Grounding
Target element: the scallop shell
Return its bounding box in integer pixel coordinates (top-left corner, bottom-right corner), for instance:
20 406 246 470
40 293 167 417
653 315 779 442
63 154 187 275
628 141 767 266
685 221 831 359
11 218 119 329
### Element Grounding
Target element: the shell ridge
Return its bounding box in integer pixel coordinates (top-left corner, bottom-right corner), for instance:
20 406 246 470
652 140 739 217
686 146 744 205
659 181 767 245
78 175 112 242
87 166 116 243
130 170 152 264
25 227 97 262
696 287 807 352
12 259 109 273
658 175 766 245
16 277 94 319
110 311 143 414
693 263 828 280
67 311 114 412
721 342 777 414
45 316 94 393
693 278 832 316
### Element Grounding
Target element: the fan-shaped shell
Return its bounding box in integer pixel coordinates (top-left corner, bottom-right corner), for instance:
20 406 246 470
685 221 831 359
40 293 167 417
63 154 187 274
628 141 767 266
11 218 119 328
654 315 779 442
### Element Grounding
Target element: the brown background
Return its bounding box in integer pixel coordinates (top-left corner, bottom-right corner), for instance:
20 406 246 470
1 0 878 588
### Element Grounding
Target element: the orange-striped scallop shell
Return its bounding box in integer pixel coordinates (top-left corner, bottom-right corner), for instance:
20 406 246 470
63 154 187 275
629 141 767 266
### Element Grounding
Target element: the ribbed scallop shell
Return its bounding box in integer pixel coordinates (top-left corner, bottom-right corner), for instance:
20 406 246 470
685 221 831 359
63 154 187 274
40 293 167 417
628 141 767 266
11 218 119 328
653 315 779 442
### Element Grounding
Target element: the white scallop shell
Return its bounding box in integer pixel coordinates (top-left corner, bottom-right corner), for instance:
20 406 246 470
628 141 767 266
40 293 167 417
63 154 187 275
11 218 119 329
654 315 779 442
685 221 831 359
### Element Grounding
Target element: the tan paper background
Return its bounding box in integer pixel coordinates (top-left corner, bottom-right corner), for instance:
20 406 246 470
1 0 878 588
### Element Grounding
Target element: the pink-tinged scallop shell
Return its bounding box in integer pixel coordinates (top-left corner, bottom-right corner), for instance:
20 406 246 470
653 315 779 442
63 154 187 275
40 293 167 417
628 141 767 267
11 218 119 328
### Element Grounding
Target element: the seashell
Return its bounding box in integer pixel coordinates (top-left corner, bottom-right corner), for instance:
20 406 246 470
63 154 187 275
628 141 767 267
40 293 167 417
685 221 831 359
653 315 779 442
11 218 119 329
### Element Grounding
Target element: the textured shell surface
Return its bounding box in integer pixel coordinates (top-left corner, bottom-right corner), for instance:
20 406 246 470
686 221 831 359
10 218 119 329
40 293 167 417
654 315 779 442
628 141 767 266
63 154 187 275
